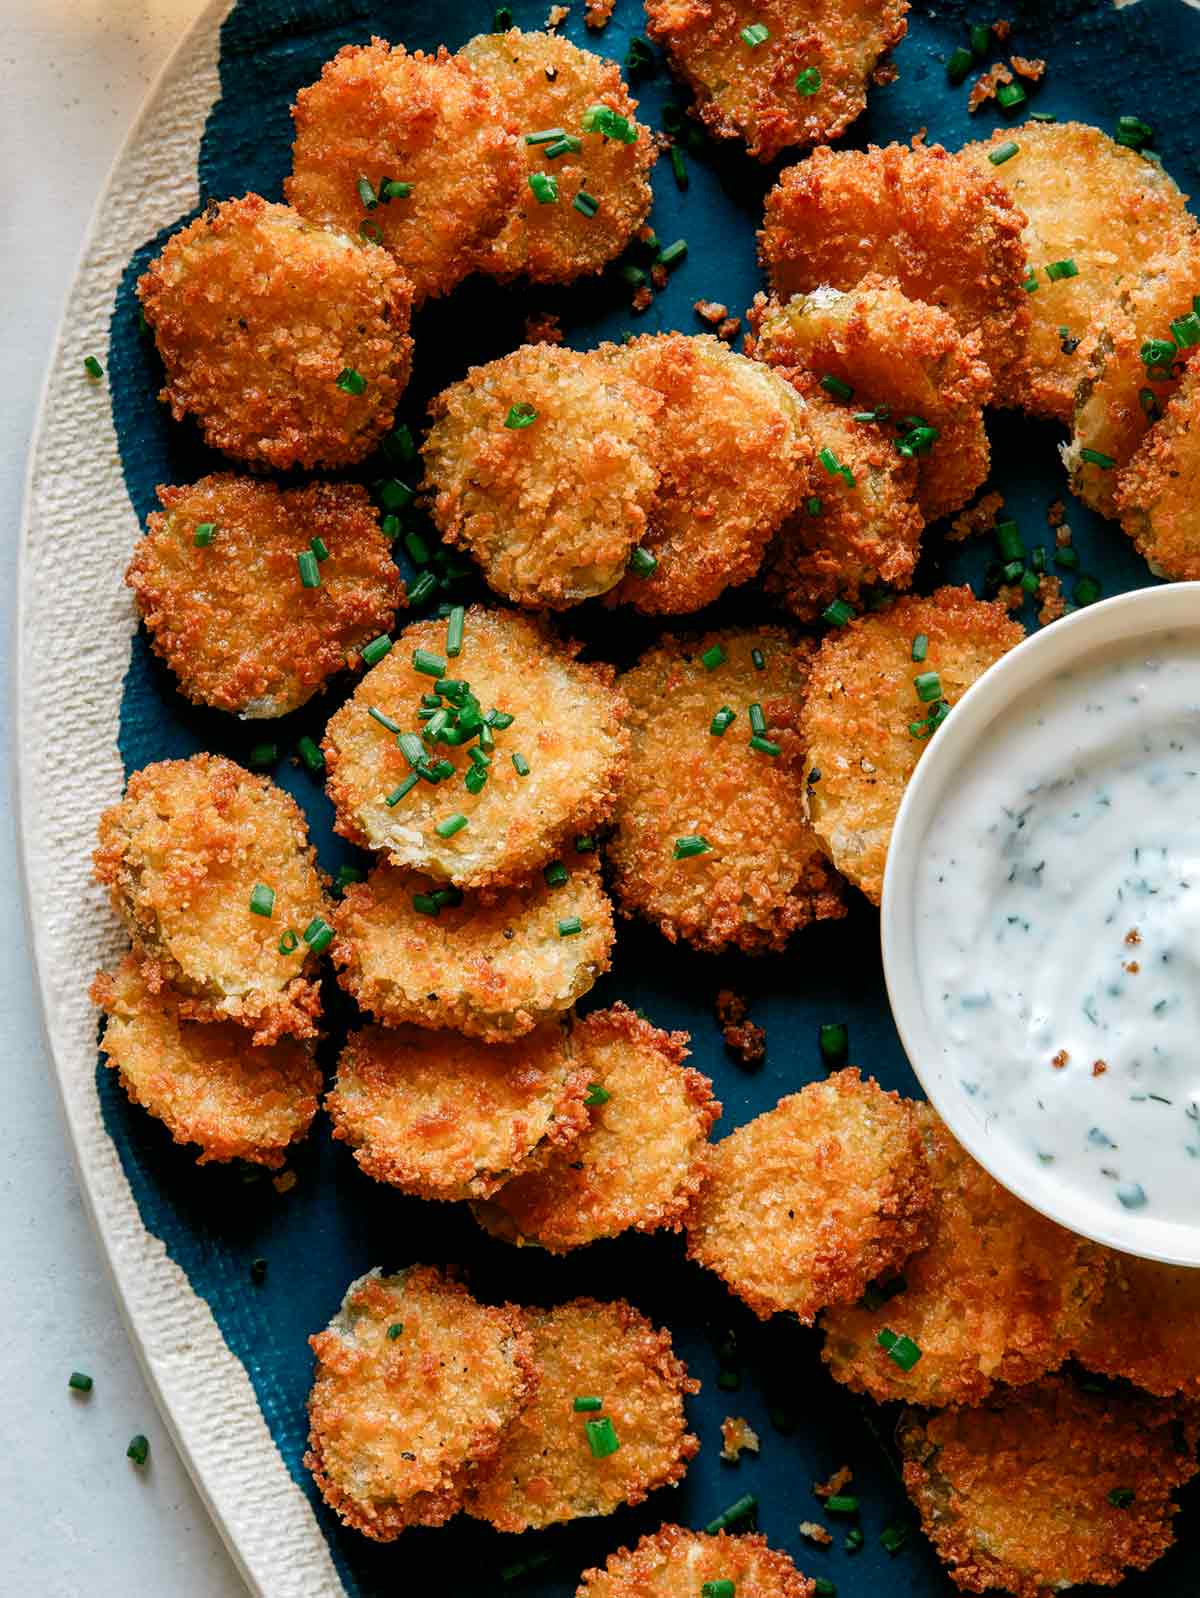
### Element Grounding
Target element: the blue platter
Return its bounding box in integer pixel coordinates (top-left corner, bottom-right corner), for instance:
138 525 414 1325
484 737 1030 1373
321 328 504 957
102 1 1200 1592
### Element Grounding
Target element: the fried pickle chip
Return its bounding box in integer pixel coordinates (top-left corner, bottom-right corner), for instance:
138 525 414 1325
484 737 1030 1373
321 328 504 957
459 30 656 283
1113 356 1200 578
608 628 846 954
286 39 523 305
421 345 660 607
822 1106 1108 1407
332 854 613 1040
474 1004 719 1250
305 1265 536 1539
326 1023 589 1200
577 1524 815 1597
800 587 1023 904
962 122 1196 418
601 333 809 614
645 0 907 162
686 1069 931 1322
1074 1252 1200 1399
91 954 320 1167
750 277 993 520
759 143 1030 393
899 1375 1199 1596
323 607 629 888
137 195 413 471
94 755 331 1044
760 366 924 620
126 474 403 717
1067 238 1200 518
466 1297 699 1531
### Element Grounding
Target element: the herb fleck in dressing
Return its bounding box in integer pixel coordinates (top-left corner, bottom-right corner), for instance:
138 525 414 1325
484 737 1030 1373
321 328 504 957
915 633 1200 1226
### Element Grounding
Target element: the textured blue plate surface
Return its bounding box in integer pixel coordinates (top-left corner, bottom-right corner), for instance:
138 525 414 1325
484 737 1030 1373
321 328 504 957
103 1 1200 1592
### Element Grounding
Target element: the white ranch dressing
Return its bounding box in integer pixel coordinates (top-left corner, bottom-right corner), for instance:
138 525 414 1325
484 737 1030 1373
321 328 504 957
915 629 1200 1227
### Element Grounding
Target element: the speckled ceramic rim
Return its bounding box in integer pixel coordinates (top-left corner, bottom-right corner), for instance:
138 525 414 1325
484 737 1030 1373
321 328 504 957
882 580 1200 1266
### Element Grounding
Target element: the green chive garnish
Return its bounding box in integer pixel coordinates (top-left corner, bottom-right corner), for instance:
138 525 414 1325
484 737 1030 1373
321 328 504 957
297 736 324 773
825 1495 860 1515
751 648 765 670
575 833 597 852
446 605 465 657
584 1416 620 1457
628 545 658 577
278 929 300 954
336 367 366 395
814 1582 837 1598
584 1082 611 1106
493 4 512 26
1023 270 1039 293
581 104 637 143
545 134 583 159
1109 1488 1135 1508
249 744 277 772
989 140 1019 165
1075 574 1102 606
1045 258 1079 281
573 1395 603 1411
193 522 217 547
297 550 321 588
387 1322 404 1339
512 752 530 776
807 496 823 515
741 21 769 44
996 81 1026 109
412 892 441 916
68 1371 93 1393
505 402 538 429
250 1258 268 1286
357 175 378 210
946 45 973 83
380 178 412 200
995 520 1024 561
701 1584 735 1598
360 219 383 243
126 1435 149 1467
823 599 854 626
544 860 569 887
747 702 767 735
370 706 403 735
377 478 414 512
880 1522 908 1555
408 571 437 606
819 1021 849 1067
704 1495 757 1535
845 1527 865 1552
1171 312 1200 348
701 644 725 671
558 915 583 937
1080 447 1115 468
673 836 712 859
748 736 780 756
819 374 854 402
657 238 688 270
84 355 104 379
911 633 928 663
529 171 559 204
877 1328 922 1370
412 647 447 677
310 536 330 563
435 814 468 838
249 884 275 918
574 190 600 217
386 773 419 807
303 916 333 954
795 66 821 94
817 446 843 476
710 706 736 736
360 635 392 668
525 127 567 145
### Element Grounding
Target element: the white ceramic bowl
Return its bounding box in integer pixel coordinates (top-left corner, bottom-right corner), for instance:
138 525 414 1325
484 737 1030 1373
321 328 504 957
881 580 1200 1265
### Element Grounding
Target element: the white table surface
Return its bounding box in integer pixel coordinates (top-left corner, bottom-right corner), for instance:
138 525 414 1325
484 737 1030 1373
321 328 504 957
1 1 244 1590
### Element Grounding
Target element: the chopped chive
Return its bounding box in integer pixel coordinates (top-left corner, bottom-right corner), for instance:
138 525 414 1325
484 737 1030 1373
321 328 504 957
618 264 647 288
412 892 441 916
989 140 1019 166
427 758 455 781
817 446 843 476
249 884 275 918
505 402 538 429
710 706 736 736
387 1322 404 1339
896 423 938 459
625 34 654 74
573 1395 604 1412
386 773 420 807
751 648 765 671
297 736 324 773
628 545 658 577
303 916 333 954
670 145 688 189
359 219 383 243
126 1435 149 1467
525 126 567 145
995 520 1024 561
435 813 468 838
528 171 559 204
464 765 487 795
335 367 366 395
309 537 330 563
673 835 712 859
911 633 928 663
248 741 278 768
381 514 401 540
584 1081 611 1106
68 1371 93 1393
487 707 516 729
825 1495 860 1515
845 1527 865 1553
946 45 973 83
575 833 597 852
819 374 854 402
1001 558 1024 583
193 521 217 547
1045 258 1079 281
748 735 780 756
701 1584 735 1598
585 1416 620 1457
297 550 321 589
657 238 687 270
814 1583 837 1598
512 752 531 776
544 860 569 887
1023 269 1039 293
356 175 377 210
822 599 854 626
795 66 821 94
357 635 391 670
404 531 431 567
748 702 767 735
377 478 414 512
574 189 600 216
741 21 769 44
250 1258 268 1286
558 915 583 937
1080 447 1115 468
880 1522 908 1555
1075 574 1102 606
278 929 300 954
996 80 1026 109
1114 115 1153 150
581 104 637 143
1142 337 1178 366
412 647 447 677
969 21 991 53
877 1327 922 1370
819 1021 849 1067
408 570 437 607
806 496 823 516
383 426 417 466
493 4 512 26
545 134 583 159
704 1495 757 1535
1109 1488 1135 1508
701 644 725 671
83 355 104 379
1030 109 1057 121
370 707 404 735
380 178 412 200
468 746 491 769
445 606 465 658
1170 311 1200 348
914 671 943 703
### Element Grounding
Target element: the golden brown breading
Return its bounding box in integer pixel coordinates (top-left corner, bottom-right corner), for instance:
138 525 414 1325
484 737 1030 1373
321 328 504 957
760 366 924 620
331 853 613 1040
323 606 629 888
1113 355 1200 577
961 122 1196 418
601 333 809 614
326 1023 589 1201
822 1106 1108 1407
91 954 320 1167
686 1069 931 1323
1074 1252 1200 1399
577 1523 815 1597
749 277 993 520
800 587 1023 904
644 0 907 162
466 1297 699 1531
759 143 1030 393
136 195 412 471
286 39 523 305
458 30 656 283
474 1004 719 1250
126 474 403 718
1067 238 1200 518
93 755 331 1044
421 345 661 608
305 1266 536 1540
608 628 846 953
899 1376 1199 1596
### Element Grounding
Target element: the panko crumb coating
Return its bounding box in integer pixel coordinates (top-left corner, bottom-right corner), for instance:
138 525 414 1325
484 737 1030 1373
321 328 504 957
91 955 320 1168
331 853 613 1040
749 277 993 520
421 345 661 608
93 755 331 1044
822 1106 1108 1408
608 628 846 954
800 587 1023 904
577 1524 815 1597
1113 356 1200 578
899 1376 1199 1596
137 195 413 471
466 1297 699 1531
305 1265 536 1539
644 0 907 163
1074 1253 1200 1399
761 366 923 620
962 121 1197 419
286 39 523 305
126 474 404 718
458 30 656 283
686 1069 931 1323
601 333 809 614
1067 239 1200 518
759 143 1030 394
322 607 629 888
326 1023 589 1201
474 1003 720 1251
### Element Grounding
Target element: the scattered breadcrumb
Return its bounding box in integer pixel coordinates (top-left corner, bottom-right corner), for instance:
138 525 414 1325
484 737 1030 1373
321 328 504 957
585 0 614 26
799 1521 833 1547
651 263 667 291
723 1017 765 1067
871 61 899 86
1012 54 1046 79
967 61 1013 113
632 284 653 313
947 490 1004 542
720 1416 761 1462
1037 573 1066 625
547 4 569 26
1047 499 1066 528
992 18 1011 40
1056 524 1073 547
636 224 656 245
523 310 563 345
715 990 748 1028
815 1465 854 1500
273 1169 298 1194
695 300 728 325
997 582 1024 611
717 317 741 343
